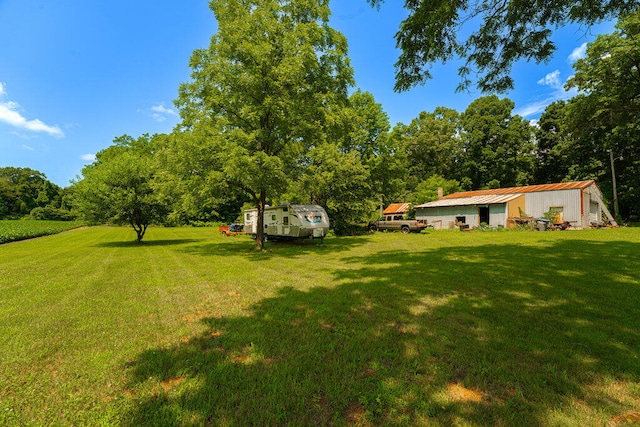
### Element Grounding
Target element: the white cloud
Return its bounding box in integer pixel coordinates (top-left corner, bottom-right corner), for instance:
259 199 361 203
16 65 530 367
0 84 64 138
537 70 562 89
515 72 578 118
150 103 178 122
22 144 35 151
568 42 588 63
81 153 96 161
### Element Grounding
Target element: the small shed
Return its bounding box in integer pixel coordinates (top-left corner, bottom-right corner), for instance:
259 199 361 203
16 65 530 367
382 203 412 219
415 180 614 229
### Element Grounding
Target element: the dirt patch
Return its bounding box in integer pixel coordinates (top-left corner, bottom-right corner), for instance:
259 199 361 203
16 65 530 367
231 354 250 364
447 383 485 403
160 376 185 392
346 402 372 426
611 410 640 426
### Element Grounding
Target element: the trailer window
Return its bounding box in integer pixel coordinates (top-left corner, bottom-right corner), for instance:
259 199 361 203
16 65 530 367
303 213 322 223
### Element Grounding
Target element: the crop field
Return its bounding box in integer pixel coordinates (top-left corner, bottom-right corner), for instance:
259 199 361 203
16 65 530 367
1 226 639 426
0 220 84 244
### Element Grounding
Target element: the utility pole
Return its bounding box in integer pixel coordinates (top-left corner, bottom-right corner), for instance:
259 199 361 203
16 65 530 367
609 149 622 221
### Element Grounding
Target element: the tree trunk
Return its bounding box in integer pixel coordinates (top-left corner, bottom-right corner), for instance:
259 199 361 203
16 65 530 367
255 189 266 249
131 221 148 243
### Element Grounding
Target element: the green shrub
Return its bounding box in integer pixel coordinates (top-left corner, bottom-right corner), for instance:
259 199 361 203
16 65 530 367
30 206 77 221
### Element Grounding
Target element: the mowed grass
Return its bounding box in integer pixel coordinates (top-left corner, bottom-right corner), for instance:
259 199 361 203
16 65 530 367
1 227 639 426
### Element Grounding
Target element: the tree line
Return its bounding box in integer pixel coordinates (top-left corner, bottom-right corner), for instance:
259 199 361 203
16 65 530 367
0 167 75 220
5 2 638 245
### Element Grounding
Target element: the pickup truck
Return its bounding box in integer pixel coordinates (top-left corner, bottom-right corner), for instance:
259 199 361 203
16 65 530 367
219 223 245 236
368 216 429 234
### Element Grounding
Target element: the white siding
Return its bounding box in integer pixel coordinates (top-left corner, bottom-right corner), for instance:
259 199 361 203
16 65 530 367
416 204 508 228
489 204 508 227
524 189 582 223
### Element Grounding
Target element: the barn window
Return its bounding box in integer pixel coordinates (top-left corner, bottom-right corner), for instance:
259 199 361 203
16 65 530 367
456 216 466 224
283 216 289 225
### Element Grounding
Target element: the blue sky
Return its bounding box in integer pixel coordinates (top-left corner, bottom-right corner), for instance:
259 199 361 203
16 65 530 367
0 1 616 187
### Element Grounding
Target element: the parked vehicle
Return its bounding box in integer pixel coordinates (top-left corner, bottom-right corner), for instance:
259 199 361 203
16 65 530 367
368 215 428 234
219 223 244 236
244 204 330 241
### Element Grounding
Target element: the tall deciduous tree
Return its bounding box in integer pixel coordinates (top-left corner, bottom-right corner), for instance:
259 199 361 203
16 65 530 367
398 107 463 187
176 0 353 248
285 143 373 234
534 101 573 184
73 134 169 242
566 10 640 220
460 95 535 190
367 0 637 92
342 90 408 209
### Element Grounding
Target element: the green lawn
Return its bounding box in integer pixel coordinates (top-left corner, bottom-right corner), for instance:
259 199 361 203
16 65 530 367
1 227 639 426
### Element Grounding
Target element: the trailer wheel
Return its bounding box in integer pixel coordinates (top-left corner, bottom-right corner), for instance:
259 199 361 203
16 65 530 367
401 225 410 234
368 224 377 232
221 231 227 237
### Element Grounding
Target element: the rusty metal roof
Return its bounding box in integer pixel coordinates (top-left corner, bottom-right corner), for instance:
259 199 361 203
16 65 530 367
383 203 412 215
416 193 523 208
442 180 596 199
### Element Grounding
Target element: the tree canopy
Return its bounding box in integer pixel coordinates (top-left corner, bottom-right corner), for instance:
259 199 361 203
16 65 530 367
367 0 638 92
175 0 354 247
0 167 71 220
40 7 640 233
73 134 170 242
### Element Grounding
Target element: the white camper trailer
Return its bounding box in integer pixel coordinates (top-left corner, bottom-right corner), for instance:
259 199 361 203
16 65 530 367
244 204 330 241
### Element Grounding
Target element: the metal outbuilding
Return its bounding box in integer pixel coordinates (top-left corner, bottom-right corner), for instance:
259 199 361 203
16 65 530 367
382 203 412 217
415 180 614 229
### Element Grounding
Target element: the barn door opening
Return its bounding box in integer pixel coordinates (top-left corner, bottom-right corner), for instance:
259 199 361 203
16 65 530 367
479 206 490 225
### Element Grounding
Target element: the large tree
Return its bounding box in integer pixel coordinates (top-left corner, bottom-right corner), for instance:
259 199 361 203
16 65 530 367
565 10 640 220
342 90 409 209
284 143 373 234
460 95 535 190
534 101 573 184
398 107 463 187
176 0 353 248
367 0 638 92
73 134 169 242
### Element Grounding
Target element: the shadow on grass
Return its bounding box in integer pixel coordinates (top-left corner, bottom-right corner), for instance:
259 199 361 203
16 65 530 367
179 235 371 259
122 238 640 426
94 239 205 248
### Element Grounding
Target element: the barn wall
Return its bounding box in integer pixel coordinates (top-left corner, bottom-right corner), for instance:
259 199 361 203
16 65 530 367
524 189 582 223
507 195 526 219
416 204 509 228
583 184 603 227
416 206 478 229
489 204 507 227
